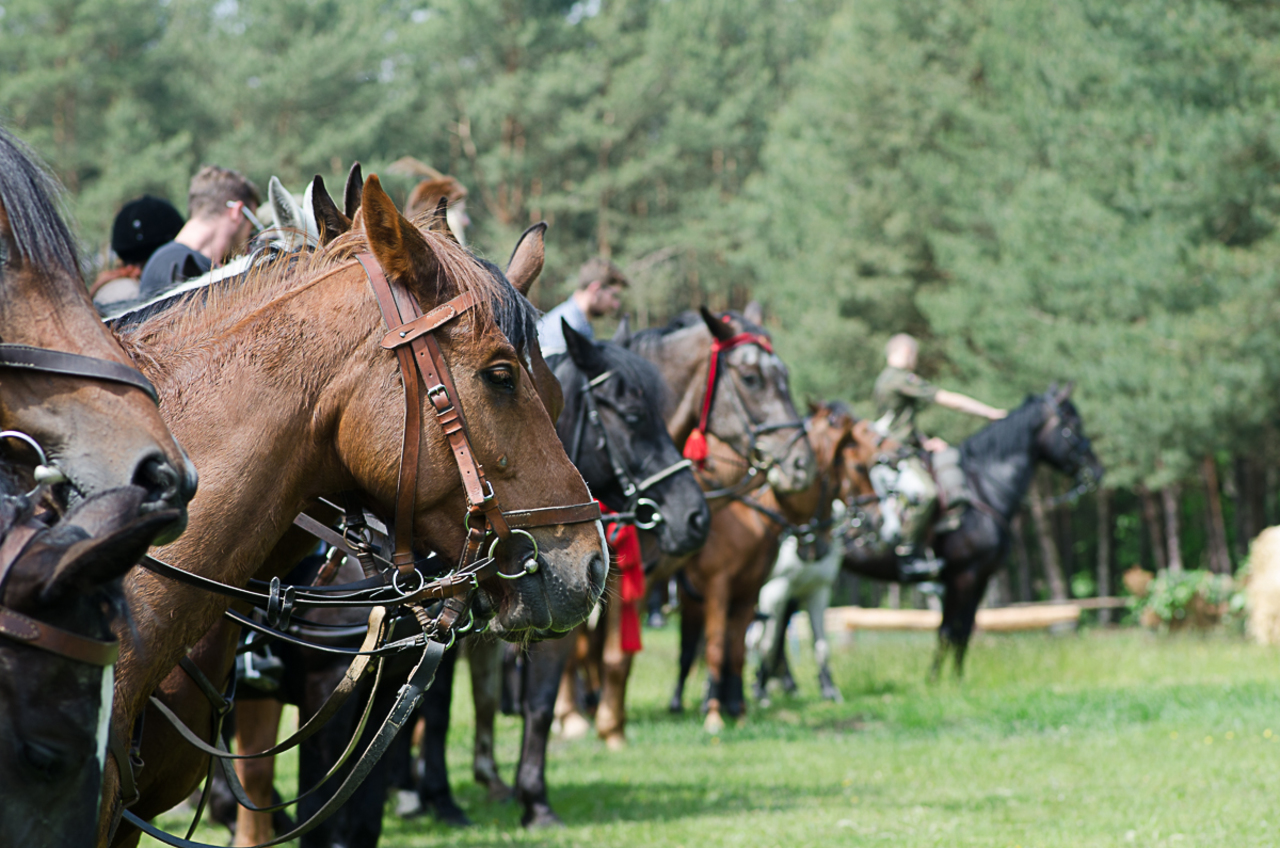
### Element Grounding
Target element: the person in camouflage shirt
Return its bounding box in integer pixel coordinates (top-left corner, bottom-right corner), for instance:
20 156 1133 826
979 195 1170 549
870 334 1006 578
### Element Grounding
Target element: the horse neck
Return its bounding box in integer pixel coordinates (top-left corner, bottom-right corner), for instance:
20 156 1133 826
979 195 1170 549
636 326 711 444
964 417 1040 520
117 269 372 713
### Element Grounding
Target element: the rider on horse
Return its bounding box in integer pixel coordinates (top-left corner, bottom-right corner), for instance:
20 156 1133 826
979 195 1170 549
871 333 1006 578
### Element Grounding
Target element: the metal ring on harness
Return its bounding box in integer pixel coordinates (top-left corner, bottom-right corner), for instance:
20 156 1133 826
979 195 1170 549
390 564 425 596
0 429 67 495
633 497 663 530
490 528 540 579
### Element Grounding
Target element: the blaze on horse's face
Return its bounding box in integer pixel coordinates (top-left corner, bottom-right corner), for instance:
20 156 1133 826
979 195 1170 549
1035 385 1103 485
339 179 605 639
0 485 178 848
0 135 195 536
701 310 815 494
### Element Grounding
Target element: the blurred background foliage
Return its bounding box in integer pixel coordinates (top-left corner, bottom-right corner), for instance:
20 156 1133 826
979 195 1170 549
4 0 1280 594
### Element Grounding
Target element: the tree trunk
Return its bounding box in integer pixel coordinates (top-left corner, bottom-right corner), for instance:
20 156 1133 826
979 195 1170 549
1162 484 1183 575
1234 455 1267 557
1029 479 1068 601
1201 456 1231 574
1012 513 1032 602
1139 486 1167 573
887 583 901 609
994 565 1012 609
1096 488 1113 624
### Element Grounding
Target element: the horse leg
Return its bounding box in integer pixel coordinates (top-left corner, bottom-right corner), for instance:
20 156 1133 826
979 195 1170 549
515 636 576 828
414 646 470 826
595 582 635 750
670 585 704 713
753 573 790 702
553 625 591 739
232 698 284 847
807 582 842 702
700 570 732 733
467 637 513 800
723 600 755 719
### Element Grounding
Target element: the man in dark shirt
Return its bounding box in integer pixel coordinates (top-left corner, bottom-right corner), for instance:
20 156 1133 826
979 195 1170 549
139 165 261 300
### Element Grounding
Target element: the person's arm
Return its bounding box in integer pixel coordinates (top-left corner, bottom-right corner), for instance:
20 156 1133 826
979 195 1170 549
934 389 1006 420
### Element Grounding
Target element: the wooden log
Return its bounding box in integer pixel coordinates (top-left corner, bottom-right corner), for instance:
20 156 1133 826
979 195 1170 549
819 602 1084 634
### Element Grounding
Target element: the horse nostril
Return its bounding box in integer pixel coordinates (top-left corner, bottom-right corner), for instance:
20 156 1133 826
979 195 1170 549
688 509 707 537
587 553 607 599
134 455 184 505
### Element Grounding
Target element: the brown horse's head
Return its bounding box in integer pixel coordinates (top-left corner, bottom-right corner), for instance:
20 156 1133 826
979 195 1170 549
0 128 194 539
806 400 859 496
328 178 605 637
0 482 178 847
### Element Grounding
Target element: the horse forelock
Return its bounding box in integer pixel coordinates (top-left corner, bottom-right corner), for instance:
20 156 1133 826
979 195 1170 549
0 125 83 281
114 224 519 380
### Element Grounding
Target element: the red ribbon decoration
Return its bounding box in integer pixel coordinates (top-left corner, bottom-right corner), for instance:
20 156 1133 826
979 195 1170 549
600 502 646 654
683 324 774 469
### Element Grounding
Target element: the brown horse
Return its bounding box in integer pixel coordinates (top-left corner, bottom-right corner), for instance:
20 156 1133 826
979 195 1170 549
0 126 194 848
671 401 859 732
98 176 606 846
566 306 815 747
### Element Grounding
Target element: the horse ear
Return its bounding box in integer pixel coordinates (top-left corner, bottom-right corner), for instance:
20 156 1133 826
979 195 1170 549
268 176 302 234
343 162 364 219
699 305 736 343
562 321 608 377
425 197 460 244
506 223 547 296
1056 381 1075 403
807 398 819 415
361 174 440 290
613 314 632 345
743 300 764 326
310 175 351 245
180 254 204 282
35 489 179 605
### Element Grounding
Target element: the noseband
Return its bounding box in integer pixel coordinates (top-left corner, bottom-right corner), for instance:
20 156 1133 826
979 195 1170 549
569 369 693 530
0 343 160 404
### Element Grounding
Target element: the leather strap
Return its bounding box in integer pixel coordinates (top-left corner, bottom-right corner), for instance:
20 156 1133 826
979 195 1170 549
0 605 119 665
0 343 160 405
379 290 481 349
504 502 602 530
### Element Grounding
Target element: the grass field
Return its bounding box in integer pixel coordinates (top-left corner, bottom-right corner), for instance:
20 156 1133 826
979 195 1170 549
147 625 1280 848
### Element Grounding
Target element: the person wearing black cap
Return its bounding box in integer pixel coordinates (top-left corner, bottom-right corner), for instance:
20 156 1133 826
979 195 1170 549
90 195 186 309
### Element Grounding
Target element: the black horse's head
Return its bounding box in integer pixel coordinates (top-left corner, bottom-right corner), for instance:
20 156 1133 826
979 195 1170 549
1034 382 1104 487
555 323 710 557
0 482 178 846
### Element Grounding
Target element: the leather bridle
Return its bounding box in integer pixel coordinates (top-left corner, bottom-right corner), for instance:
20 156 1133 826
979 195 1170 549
568 369 693 529
0 343 160 405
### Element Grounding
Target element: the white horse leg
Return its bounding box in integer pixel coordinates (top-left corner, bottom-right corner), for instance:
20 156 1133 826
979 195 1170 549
754 572 792 702
808 555 842 702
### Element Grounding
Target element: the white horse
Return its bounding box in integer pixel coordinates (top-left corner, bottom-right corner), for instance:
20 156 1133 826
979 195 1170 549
753 499 847 703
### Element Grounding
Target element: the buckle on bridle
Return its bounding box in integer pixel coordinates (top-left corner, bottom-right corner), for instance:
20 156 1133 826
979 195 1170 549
426 383 451 411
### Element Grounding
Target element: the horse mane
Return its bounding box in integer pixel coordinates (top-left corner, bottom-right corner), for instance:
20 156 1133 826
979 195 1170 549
628 308 766 358
0 125 82 280
551 340 671 411
961 395 1046 463
113 224 537 375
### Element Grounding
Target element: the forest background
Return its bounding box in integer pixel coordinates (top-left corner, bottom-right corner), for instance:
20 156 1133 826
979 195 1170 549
3 0 1279 604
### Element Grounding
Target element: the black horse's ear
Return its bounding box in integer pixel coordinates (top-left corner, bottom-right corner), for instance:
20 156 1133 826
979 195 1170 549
562 321 608 377
743 300 764 326
180 254 204 282
344 162 364 219
427 197 459 244
807 398 820 415
1056 381 1075 403
613 314 632 345
310 175 351 245
699 305 736 343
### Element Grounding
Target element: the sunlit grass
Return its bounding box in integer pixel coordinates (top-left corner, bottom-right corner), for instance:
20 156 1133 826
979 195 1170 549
144 626 1280 847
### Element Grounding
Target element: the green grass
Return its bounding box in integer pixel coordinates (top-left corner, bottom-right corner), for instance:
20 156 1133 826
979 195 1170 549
146 626 1280 848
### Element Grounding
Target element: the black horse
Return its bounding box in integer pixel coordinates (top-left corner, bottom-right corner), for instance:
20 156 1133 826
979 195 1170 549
841 383 1103 677
407 322 711 829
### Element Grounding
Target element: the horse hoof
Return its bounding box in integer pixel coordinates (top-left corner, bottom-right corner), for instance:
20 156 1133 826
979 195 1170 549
704 711 725 734
485 782 515 803
557 711 592 740
668 697 684 714
431 801 474 828
394 790 422 818
522 809 565 830
821 687 844 703
604 732 627 751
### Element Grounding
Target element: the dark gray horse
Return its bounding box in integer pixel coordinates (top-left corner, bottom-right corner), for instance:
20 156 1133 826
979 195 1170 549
841 384 1103 677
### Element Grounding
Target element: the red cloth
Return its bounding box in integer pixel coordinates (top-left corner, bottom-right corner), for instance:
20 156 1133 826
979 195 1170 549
601 503 645 654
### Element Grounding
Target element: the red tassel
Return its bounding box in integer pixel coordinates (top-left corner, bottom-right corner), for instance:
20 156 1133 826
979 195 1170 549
683 428 708 463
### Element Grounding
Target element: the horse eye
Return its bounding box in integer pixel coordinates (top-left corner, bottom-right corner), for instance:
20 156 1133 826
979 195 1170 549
482 366 516 392
740 372 762 390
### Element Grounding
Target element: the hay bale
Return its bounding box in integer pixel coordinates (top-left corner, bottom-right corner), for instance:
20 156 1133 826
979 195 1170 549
1246 526 1280 646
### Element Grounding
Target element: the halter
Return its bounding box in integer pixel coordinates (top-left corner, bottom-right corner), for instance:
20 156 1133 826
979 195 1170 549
0 343 160 405
680 323 806 498
569 370 693 530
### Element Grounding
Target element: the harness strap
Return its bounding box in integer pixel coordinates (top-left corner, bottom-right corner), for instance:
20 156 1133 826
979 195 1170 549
684 330 773 467
0 343 160 404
